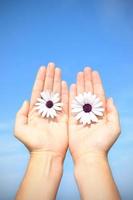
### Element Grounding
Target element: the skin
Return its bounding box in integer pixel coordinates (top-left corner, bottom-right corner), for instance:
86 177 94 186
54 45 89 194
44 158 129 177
15 64 121 200
69 67 121 200
15 63 68 200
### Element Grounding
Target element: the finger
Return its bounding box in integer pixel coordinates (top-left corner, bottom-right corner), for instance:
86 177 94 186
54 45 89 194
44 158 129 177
30 67 46 109
77 72 84 94
53 68 61 94
106 98 120 128
69 84 77 115
44 62 55 91
84 67 93 93
15 101 30 143
92 71 106 106
16 101 30 126
61 81 68 114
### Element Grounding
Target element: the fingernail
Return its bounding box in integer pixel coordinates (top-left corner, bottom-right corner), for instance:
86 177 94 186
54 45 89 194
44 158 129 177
48 62 55 67
84 66 92 71
55 67 61 72
78 72 83 76
40 66 45 71
93 70 99 75
62 80 66 84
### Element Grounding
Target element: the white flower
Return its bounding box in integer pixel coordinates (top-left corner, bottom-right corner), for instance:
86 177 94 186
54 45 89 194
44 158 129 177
35 91 63 118
72 92 104 125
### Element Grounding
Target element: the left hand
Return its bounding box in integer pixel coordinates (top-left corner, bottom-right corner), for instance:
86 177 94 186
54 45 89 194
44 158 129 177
14 63 69 160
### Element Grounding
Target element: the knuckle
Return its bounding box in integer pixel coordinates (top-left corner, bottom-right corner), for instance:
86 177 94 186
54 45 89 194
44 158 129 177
54 79 60 84
46 74 53 79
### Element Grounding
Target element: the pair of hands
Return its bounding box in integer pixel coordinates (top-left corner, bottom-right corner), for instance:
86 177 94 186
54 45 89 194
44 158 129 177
15 62 120 163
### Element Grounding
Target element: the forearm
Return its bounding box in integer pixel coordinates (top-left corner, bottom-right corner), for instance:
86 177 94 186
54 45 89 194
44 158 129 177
16 151 63 200
74 152 121 200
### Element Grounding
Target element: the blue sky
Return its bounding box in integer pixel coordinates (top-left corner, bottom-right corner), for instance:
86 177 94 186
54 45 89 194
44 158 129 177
0 0 133 199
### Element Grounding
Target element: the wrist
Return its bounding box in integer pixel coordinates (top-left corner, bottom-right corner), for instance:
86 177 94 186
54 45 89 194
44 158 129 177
30 148 66 162
74 149 108 165
29 151 64 176
74 151 108 177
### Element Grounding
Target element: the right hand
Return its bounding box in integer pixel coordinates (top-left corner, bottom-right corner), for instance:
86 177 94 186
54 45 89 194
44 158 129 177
69 67 121 162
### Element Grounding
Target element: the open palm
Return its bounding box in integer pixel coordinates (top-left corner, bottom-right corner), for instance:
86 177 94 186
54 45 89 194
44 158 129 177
15 63 68 158
69 67 120 161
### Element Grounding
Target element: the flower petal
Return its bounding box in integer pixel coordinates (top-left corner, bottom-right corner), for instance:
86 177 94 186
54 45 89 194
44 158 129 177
49 109 54 118
42 109 47 117
93 97 100 105
72 107 83 113
54 102 63 107
92 109 103 116
79 116 84 124
75 94 84 105
53 105 62 111
93 107 104 112
93 101 103 108
89 112 98 122
83 92 89 104
52 93 60 103
35 102 42 106
41 92 49 101
83 116 90 125
71 103 82 109
75 111 84 120
46 109 50 118
79 113 90 125
85 113 91 124
37 98 45 103
52 97 60 103
89 94 97 104
72 99 80 105
51 108 57 117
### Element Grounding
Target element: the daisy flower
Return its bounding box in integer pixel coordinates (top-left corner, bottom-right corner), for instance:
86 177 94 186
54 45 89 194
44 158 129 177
35 91 63 118
72 92 104 125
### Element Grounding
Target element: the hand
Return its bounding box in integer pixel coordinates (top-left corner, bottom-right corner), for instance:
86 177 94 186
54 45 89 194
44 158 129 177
69 67 121 162
14 63 69 159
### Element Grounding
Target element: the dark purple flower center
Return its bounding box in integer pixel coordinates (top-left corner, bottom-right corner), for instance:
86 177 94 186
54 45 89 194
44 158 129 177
83 104 92 113
46 100 53 108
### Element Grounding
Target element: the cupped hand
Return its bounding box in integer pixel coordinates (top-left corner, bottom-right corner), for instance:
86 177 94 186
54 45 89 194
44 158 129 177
15 63 69 159
69 67 121 162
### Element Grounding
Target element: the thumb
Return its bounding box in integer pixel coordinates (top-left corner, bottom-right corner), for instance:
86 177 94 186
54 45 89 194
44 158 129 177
16 100 30 126
106 98 120 131
14 101 30 144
